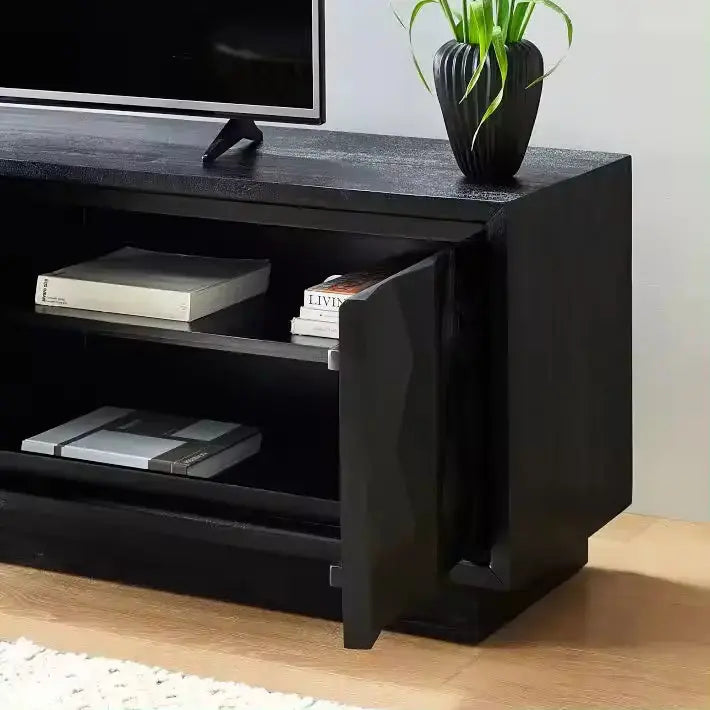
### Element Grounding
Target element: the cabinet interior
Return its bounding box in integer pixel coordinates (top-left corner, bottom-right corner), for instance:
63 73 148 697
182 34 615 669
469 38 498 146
0 202 436 524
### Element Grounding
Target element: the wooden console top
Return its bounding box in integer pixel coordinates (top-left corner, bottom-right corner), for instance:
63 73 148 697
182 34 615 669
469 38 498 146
0 106 626 222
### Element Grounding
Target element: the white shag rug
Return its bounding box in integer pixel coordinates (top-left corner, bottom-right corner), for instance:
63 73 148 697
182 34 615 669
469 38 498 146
0 639 376 710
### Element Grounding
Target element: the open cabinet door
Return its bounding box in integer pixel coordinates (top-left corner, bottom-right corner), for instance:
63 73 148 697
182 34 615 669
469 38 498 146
339 253 448 648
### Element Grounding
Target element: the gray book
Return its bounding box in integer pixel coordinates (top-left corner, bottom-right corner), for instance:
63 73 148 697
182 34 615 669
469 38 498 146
21 407 262 479
35 248 271 322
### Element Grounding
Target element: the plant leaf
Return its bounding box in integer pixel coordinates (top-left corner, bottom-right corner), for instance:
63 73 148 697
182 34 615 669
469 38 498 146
461 0 492 101
389 0 407 30
507 1 530 41
439 0 462 39
497 0 512 41
482 0 495 41
523 0 573 87
517 1 536 39
461 0 470 43
406 0 440 93
468 2 482 48
455 18 465 41
471 25 509 148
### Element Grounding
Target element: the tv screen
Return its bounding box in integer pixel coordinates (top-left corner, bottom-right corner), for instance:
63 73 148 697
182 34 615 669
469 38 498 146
0 0 323 122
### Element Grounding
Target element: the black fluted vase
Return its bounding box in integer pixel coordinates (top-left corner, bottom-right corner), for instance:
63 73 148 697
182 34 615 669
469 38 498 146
433 40 543 181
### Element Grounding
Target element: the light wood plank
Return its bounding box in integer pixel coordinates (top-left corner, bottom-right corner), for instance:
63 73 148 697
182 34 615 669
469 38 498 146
591 512 657 543
0 565 475 710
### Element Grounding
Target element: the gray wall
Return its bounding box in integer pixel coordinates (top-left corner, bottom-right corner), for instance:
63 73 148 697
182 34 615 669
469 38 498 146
320 0 710 521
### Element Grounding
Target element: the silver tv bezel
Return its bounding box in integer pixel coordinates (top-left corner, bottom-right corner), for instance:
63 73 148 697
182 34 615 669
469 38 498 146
0 0 323 123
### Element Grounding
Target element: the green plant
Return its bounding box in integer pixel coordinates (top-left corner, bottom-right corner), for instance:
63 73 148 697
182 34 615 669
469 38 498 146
393 0 573 145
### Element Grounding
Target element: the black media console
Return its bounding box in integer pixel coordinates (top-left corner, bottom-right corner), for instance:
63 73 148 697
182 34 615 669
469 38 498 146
0 108 632 649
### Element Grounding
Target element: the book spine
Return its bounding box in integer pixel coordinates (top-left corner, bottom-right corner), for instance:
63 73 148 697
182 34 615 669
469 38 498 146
303 289 347 312
188 433 263 479
291 317 339 339
189 263 271 320
35 276 191 321
299 306 339 322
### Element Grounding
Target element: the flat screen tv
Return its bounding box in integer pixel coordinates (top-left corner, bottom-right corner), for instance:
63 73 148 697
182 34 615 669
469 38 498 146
0 0 325 161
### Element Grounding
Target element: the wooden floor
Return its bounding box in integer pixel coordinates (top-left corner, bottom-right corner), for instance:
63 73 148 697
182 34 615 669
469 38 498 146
0 514 708 709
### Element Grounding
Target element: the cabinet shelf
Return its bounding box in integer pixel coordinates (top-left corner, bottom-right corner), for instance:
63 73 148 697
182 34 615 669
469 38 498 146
10 301 338 366
0 450 340 524
0 488 340 562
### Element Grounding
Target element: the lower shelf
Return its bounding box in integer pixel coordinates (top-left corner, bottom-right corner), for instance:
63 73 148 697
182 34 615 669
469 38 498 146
0 488 340 561
0 451 340 524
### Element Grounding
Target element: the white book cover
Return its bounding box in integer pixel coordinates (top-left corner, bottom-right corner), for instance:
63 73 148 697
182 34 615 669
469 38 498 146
299 306 339 323
290 317 339 339
21 407 261 479
35 248 271 322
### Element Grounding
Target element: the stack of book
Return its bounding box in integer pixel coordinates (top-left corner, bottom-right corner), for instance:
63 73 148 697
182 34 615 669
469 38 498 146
22 407 262 479
290 269 389 340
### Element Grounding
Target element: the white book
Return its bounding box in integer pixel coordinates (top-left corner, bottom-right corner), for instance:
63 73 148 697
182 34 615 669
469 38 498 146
291 334 339 347
291 316 339 339
21 406 262 479
35 248 271 322
302 269 390 312
299 306 339 323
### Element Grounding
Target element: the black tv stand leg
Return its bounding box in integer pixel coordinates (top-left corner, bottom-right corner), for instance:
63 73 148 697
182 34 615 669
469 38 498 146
201 118 264 164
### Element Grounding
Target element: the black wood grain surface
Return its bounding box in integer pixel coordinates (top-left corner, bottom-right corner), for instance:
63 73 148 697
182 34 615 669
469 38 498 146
339 254 444 648
0 107 625 221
